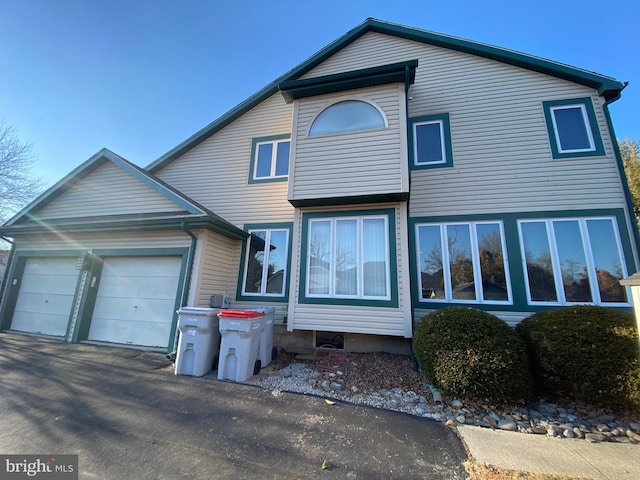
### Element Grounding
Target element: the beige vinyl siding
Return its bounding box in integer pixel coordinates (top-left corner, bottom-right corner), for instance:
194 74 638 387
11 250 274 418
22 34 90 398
156 94 295 227
288 203 412 337
289 85 408 202
188 230 237 307
300 32 626 217
35 162 183 220
15 231 192 251
293 304 407 336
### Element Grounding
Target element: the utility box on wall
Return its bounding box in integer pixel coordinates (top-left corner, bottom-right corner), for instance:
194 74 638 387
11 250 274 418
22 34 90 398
210 294 229 309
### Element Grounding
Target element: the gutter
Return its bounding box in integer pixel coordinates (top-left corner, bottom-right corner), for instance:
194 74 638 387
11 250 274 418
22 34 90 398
169 223 199 358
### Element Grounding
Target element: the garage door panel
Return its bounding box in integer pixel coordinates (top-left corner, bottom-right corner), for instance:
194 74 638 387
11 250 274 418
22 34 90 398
17 275 78 296
23 257 78 276
15 292 76 316
11 312 70 337
10 257 78 337
101 257 182 277
95 276 181 299
86 318 171 347
92 297 176 321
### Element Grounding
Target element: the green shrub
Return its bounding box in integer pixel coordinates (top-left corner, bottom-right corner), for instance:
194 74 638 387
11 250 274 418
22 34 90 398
516 306 640 408
413 307 530 403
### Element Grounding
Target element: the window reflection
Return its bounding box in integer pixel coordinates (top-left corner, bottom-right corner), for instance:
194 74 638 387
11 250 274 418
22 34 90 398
243 229 289 296
519 217 628 305
417 222 510 304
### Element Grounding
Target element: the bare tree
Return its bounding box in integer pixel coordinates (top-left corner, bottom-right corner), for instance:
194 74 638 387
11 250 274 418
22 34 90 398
0 120 44 222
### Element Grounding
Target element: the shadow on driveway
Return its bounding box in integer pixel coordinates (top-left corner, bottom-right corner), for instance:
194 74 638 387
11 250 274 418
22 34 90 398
0 333 468 479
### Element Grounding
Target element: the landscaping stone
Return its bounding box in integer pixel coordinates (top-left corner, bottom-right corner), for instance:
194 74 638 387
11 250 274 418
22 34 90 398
255 360 640 444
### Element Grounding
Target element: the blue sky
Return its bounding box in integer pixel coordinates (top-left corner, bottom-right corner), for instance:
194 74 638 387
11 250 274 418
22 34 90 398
1 0 639 187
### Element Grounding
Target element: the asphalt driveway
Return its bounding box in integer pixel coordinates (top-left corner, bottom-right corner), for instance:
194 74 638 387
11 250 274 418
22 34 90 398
0 333 467 479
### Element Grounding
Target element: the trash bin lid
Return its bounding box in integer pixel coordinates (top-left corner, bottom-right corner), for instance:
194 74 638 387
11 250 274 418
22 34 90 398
218 309 265 318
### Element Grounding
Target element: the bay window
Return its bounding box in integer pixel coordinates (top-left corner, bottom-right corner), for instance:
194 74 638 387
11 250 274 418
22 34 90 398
301 209 397 306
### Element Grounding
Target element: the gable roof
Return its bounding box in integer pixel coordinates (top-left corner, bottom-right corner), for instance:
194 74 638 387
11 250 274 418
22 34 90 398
146 18 627 173
1 148 246 240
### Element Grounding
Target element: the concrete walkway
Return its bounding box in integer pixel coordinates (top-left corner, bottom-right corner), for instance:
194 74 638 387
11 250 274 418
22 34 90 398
458 424 640 479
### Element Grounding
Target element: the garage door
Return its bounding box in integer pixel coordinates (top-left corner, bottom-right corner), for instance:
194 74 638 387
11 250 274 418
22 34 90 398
11 257 78 337
87 256 182 348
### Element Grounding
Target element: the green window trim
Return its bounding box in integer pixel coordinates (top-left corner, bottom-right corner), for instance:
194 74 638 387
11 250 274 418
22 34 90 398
409 209 636 313
236 222 293 302
409 113 454 169
248 134 290 184
299 209 399 308
542 98 605 159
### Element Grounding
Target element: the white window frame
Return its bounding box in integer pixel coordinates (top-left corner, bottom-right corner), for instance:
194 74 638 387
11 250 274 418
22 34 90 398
517 217 630 306
241 228 290 297
253 139 290 180
415 221 513 305
305 215 391 301
413 119 446 166
549 103 596 154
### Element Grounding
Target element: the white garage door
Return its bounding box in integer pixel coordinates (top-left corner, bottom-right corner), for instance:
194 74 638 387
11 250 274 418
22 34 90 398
88 256 182 348
11 257 78 337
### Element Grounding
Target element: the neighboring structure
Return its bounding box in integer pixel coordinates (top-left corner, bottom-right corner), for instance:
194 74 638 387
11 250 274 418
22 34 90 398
0 19 636 354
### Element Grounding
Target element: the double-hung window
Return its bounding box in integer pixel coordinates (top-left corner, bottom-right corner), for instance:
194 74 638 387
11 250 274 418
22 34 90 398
518 217 628 305
415 221 511 304
409 113 453 169
301 209 397 306
542 98 604 158
239 225 292 299
249 135 290 183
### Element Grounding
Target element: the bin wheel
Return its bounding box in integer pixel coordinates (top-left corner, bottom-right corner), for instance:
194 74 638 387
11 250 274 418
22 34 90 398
253 359 262 375
271 347 278 361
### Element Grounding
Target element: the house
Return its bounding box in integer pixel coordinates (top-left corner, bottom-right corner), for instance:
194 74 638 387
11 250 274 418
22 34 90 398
0 19 636 355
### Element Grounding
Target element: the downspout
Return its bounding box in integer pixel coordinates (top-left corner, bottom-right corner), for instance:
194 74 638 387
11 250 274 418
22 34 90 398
0 237 15 305
169 223 198 358
603 93 640 265
180 223 198 308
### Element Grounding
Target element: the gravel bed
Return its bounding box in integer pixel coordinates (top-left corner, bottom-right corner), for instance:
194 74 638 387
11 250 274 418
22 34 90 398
255 351 640 444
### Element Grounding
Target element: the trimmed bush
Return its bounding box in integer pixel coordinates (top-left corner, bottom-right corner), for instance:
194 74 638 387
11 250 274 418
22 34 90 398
516 306 640 408
414 307 530 403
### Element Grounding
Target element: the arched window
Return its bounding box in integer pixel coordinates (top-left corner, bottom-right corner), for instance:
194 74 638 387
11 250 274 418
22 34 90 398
308 100 386 136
